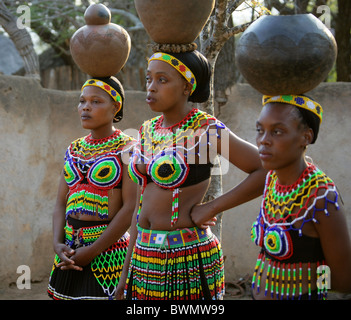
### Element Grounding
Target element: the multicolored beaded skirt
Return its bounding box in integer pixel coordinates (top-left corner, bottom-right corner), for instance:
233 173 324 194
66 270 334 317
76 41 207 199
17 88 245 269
125 224 225 300
48 216 129 300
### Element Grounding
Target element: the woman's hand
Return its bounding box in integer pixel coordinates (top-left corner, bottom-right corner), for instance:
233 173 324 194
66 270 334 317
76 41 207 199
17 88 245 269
115 278 126 300
69 246 97 268
54 243 83 271
190 203 217 229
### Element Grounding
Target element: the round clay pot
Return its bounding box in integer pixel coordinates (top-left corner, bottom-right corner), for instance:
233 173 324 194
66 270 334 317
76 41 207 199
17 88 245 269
235 14 337 95
134 0 215 44
70 4 131 77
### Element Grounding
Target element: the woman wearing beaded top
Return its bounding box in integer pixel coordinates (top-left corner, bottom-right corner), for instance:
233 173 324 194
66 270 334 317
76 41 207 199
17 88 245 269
250 95 351 300
48 76 136 300
115 44 266 300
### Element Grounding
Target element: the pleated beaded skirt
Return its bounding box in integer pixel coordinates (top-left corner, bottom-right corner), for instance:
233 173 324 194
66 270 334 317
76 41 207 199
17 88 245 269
48 216 129 300
126 224 225 300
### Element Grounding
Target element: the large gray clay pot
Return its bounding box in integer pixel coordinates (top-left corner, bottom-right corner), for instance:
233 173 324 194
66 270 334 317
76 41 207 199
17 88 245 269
235 14 337 95
134 0 215 44
70 4 131 77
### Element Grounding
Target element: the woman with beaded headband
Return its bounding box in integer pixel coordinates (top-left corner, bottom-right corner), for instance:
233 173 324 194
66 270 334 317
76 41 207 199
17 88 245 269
115 43 267 300
250 94 351 300
48 76 137 300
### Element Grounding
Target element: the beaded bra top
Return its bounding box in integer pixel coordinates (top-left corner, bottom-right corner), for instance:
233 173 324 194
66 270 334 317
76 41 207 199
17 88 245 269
128 108 227 226
63 129 134 219
251 163 339 261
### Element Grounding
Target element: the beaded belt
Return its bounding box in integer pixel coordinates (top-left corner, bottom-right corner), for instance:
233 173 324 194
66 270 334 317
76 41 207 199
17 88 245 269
64 218 128 247
136 224 212 249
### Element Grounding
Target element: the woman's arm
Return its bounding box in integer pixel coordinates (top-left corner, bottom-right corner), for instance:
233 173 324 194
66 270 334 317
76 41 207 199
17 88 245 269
52 172 82 270
191 128 267 227
115 185 141 300
68 164 137 268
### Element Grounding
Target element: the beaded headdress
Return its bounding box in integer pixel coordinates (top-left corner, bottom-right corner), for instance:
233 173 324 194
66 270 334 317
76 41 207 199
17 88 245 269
148 52 197 95
81 79 122 119
262 95 323 123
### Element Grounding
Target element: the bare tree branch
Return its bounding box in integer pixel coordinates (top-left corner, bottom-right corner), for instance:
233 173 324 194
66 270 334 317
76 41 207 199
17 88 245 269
224 19 256 39
227 0 247 16
0 1 40 79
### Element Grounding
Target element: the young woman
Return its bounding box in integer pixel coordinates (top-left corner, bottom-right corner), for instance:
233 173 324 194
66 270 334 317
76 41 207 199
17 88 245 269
48 76 136 300
250 95 351 300
115 45 266 300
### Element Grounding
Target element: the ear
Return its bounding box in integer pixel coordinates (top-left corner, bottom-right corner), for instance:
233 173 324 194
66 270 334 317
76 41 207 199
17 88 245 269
183 82 192 96
114 101 122 114
302 128 314 148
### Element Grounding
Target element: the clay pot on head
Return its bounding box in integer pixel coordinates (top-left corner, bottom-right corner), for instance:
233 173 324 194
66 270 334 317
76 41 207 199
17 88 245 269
235 14 337 95
70 3 131 77
134 0 215 44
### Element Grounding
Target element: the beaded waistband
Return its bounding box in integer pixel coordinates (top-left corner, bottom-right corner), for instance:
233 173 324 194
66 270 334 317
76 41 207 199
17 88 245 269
64 217 129 247
136 224 213 249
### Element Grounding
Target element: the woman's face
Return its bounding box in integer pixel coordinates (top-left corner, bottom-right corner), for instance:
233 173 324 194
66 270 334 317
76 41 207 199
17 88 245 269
255 103 310 171
146 60 190 113
78 86 118 130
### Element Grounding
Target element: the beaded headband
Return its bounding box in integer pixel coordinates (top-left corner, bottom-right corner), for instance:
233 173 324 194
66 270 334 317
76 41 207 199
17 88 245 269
148 52 197 95
82 79 122 114
262 95 323 123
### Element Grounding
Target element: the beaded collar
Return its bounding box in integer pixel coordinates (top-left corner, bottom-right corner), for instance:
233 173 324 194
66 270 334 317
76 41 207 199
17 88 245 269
261 163 338 229
139 108 226 159
69 129 133 161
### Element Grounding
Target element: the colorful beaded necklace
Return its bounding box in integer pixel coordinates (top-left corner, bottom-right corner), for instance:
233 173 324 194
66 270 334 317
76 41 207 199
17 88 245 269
131 108 227 226
258 163 338 233
64 129 134 219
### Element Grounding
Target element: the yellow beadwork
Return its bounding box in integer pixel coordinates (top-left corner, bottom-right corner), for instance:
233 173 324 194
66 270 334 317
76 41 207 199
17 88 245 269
262 94 323 123
149 52 197 94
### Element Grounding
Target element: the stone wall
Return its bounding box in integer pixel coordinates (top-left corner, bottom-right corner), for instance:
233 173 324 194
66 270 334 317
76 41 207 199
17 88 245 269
0 74 350 289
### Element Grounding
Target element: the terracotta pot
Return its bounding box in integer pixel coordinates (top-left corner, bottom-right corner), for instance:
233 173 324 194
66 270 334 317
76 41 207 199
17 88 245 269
134 0 215 44
70 4 131 77
235 14 337 95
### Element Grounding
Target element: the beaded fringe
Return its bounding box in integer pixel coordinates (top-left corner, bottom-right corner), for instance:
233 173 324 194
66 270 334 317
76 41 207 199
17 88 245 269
66 185 109 219
251 253 328 300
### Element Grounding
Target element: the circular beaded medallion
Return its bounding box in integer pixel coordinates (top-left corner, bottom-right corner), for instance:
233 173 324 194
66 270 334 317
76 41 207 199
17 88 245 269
251 219 264 247
63 159 84 188
87 154 122 190
146 149 189 189
263 225 293 260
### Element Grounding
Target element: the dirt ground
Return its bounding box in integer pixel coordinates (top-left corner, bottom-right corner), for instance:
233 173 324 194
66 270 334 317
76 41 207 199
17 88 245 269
0 279 349 300
0 279 251 300
0 281 50 300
